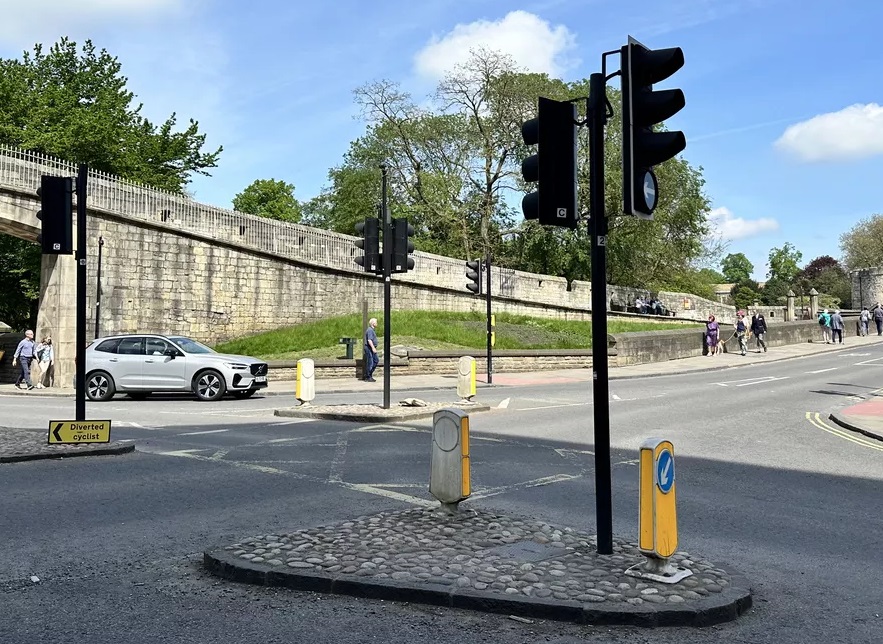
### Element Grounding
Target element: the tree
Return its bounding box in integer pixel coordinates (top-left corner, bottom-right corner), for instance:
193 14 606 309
697 267 726 284
767 243 802 282
0 38 222 328
730 278 760 311
760 276 791 305
721 253 753 282
317 48 712 288
796 255 851 308
840 214 883 270
233 179 302 223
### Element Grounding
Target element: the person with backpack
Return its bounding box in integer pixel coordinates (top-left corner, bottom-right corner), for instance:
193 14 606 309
818 309 832 344
751 313 768 353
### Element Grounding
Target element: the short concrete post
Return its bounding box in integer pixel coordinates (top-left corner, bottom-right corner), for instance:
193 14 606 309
295 358 315 406
786 290 795 322
457 356 476 402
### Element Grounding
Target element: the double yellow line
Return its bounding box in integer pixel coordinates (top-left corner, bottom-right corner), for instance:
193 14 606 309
805 412 883 452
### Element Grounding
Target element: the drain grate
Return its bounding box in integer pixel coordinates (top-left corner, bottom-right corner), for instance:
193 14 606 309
483 540 567 563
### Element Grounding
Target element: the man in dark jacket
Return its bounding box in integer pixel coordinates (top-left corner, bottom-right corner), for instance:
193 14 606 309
751 313 768 353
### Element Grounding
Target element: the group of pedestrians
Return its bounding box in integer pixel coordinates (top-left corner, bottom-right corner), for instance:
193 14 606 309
705 311 768 357
817 309 846 344
858 305 883 336
11 329 55 390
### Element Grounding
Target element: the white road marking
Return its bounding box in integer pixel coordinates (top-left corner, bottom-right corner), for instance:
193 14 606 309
806 368 838 374
611 394 621 400
269 419 315 426
469 474 580 501
840 353 870 357
210 450 228 460
715 376 789 387
519 402 591 411
116 421 161 430
176 429 229 436
328 432 349 483
340 483 434 507
855 356 883 366
497 397 511 409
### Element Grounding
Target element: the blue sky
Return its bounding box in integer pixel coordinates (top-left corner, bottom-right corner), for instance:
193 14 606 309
3 0 882 280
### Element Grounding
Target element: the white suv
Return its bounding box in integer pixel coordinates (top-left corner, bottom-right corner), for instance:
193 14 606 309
84 334 269 401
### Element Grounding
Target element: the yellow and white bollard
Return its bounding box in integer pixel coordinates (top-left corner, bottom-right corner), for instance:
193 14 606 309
457 356 476 401
295 358 315 406
429 408 471 513
625 438 693 583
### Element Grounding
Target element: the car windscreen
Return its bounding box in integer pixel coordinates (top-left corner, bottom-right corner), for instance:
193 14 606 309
167 336 216 354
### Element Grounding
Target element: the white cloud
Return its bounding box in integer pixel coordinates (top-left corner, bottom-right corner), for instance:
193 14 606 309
414 10 577 80
0 0 182 50
774 103 883 162
707 207 778 241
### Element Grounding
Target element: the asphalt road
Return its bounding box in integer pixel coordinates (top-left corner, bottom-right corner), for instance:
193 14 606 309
1 346 882 643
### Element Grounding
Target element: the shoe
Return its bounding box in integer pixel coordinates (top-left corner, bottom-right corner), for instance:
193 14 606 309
763 347 767 352
368 377 377 382
36 383 44 389
27 385 34 390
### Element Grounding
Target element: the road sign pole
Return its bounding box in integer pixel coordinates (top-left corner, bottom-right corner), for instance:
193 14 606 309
76 164 88 422
381 164 391 410
485 252 492 385
589 72 613 555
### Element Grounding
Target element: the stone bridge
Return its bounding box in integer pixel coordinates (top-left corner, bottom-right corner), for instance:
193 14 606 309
0 145 735 386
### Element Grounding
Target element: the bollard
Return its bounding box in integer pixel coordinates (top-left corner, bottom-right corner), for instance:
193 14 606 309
625 438 692 583
429 408 471 513
295 358 315 406
457 356 476 401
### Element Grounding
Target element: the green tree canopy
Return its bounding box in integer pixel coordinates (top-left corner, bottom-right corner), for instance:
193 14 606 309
840 214 883 270
0 37 223 328
310 48 713 289
796 255 851 308
767 242 802 282
233 179 302 223
721 253 753 282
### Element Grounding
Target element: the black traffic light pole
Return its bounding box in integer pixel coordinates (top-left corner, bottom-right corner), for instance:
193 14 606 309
588 71 613 555
485 253 492 385
76 164 88 422
380 164 392 410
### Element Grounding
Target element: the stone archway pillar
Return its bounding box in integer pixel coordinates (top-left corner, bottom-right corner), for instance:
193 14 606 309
36 251 77 388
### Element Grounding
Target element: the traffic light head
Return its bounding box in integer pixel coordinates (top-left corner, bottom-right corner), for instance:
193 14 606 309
465 259 482 295
390 218 416 274
354 217 381 274
621 37 686 219
36 175 74 254
520 97 578 229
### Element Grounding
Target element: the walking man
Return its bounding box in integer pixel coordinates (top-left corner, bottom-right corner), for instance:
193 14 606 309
363 318 379 382
831 310 845 344
874 304 883 336
751 312 768 352
12 329 36 390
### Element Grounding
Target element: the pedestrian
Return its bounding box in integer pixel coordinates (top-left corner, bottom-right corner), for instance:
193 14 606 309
705 314 719 357
818 309 832 344
12 329 36 390
33 334 55 388
831 310 844 344
874 304 883 336
363 318 379 382
735 313 748 356
751 312 768 353
860 306 870 336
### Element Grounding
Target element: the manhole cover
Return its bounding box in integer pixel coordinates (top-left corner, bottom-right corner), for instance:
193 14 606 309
483 540 567 563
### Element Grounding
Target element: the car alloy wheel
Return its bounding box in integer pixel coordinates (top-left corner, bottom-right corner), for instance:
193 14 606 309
195 370 226 401
86 371 115 402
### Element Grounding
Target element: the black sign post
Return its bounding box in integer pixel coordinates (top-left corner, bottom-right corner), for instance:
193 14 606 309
75 164 88 422
380 164 392 410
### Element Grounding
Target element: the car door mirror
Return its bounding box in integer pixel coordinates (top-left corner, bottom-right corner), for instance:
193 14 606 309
164 347 179 359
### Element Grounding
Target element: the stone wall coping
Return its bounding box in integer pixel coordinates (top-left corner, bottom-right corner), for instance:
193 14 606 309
407 349 598 358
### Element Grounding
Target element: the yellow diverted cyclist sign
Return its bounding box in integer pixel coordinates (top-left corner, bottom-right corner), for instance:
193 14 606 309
47 420 112 444
638 438 678 559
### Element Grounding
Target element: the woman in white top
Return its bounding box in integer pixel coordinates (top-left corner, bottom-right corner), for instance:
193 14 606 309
33 335 55 388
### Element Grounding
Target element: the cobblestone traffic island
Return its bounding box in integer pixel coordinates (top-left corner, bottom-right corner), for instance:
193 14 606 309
0 427 134 463
205 507 752 627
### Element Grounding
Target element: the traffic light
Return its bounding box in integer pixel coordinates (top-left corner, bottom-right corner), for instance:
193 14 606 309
390 218 415 273
466 260 482 295
354 217 380 273
521 97 578 229
621 37 686 218
36 175 74 254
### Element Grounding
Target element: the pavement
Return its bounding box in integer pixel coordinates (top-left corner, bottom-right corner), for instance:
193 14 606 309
6 333 883 626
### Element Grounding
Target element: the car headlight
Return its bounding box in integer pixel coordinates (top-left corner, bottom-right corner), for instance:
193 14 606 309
222 362 249 370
